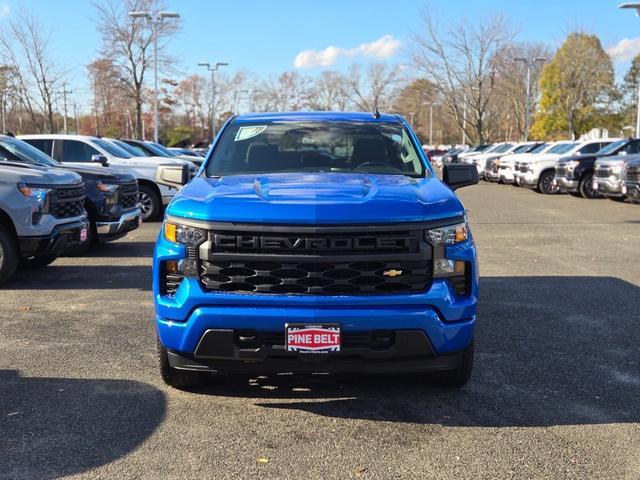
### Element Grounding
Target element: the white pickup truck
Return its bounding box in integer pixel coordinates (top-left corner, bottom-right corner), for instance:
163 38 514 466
514 140 608 194
20 134 197 221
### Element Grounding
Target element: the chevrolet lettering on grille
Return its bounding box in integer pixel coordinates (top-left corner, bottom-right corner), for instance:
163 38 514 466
211 234 415 251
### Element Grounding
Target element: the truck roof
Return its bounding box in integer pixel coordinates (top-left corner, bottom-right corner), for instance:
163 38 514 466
234 111 403 124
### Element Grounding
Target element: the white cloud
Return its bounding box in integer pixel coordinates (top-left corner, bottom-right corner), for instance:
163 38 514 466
607 37 640 62
294 34 401 69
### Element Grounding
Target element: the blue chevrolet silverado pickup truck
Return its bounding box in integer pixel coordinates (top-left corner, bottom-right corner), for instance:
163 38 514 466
153 112 479 389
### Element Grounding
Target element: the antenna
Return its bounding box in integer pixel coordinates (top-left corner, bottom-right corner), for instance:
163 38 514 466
373 107 381 119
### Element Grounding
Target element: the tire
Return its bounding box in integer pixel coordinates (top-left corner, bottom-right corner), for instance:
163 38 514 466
157 335 209 390
138 184 162 222
20 254 58 269
537 170 558 194
579 172 600 199
0 225 19 286
425 339 474 388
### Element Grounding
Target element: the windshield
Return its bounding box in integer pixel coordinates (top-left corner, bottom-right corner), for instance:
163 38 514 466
529 143 548 154
596 139 627 155
0 136 59 166
494 143 514 153
513 144 533 154
548 142 577 154
149 141 177 157
93 138 133 159
110 139 146 157
207 121 427 178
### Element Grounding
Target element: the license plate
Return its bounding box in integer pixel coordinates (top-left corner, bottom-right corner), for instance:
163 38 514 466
593 181 598 190
622 186 627 194
552 179 557 186
286 324 341 353
80 227 88 242
138 215 143 226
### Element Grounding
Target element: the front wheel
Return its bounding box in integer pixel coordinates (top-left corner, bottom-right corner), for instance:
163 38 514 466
425 339 474 388
138 185 162 222
157 335 209 390
579 172 600 199
0 225 19 285
20 254 58 269
537 171 558 194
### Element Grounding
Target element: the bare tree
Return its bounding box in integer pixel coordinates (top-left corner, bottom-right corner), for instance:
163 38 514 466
93 0 180 138
411 12 514 143
311 71 350 111
346 63 400 111
492 42 551 140
0 9 66 133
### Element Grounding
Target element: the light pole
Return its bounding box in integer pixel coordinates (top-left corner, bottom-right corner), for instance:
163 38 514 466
423 102 435 146
198 61 229 142
514 56 546 141
619 3 640 136
129 10 180 143
57 83 73 134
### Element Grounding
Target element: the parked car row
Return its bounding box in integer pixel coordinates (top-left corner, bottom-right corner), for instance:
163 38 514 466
0 134 199 286
437 138 640 204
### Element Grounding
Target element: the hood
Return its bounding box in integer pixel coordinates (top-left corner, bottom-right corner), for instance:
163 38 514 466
594 154 637 167
56 164 136 182
0 162 83 186
168 173 465 224
501 152 535 165
119 156 195 168
558 153 598 164
522 152 560 165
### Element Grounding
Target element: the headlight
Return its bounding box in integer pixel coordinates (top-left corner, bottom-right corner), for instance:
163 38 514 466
17 182 51 214
565 160 580 169
96 180 119 193
164 222 207 246
425 222 469 246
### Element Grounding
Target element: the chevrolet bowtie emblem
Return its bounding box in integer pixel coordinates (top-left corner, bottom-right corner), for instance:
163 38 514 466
383 269 403 277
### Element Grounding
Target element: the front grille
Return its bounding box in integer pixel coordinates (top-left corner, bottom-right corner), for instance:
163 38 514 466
595 166 612 178
51 185 86 219
625 167 640 182
555 166 568 178
201 259 432 295
197 224 434 296
517 163 528 173
119 182 139 209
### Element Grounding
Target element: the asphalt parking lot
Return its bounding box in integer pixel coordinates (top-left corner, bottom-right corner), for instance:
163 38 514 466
1 183 639 480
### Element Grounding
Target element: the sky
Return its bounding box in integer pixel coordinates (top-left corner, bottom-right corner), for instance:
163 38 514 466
2 0 640 111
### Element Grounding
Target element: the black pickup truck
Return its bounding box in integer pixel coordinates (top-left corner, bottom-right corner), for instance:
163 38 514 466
555 138 640 198
0 134 142 246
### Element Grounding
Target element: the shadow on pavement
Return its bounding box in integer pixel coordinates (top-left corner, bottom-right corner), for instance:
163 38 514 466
7 265 152 291
0 370 165 480
68 241 157 258
195 276 640 427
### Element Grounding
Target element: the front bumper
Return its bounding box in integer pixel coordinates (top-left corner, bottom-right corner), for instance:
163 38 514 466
166 328 467 374
555 176 579 192
593 177 623 196
484 169 500 181
519 172 538 189
498 167 514 183
18 219 90 257
623 182 640 200
96 208 143 242
153 233 478 371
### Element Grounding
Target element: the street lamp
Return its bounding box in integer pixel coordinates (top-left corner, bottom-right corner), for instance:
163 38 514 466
129 10 180 143
198 61 229 141
619 3 640 137
514 56 546 141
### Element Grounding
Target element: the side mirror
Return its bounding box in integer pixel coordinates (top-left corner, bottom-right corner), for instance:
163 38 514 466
156 164 189 189
443 163 479 190
91 154 109 166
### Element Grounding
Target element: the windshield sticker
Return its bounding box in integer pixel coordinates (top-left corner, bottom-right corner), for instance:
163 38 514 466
235 125 267 142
